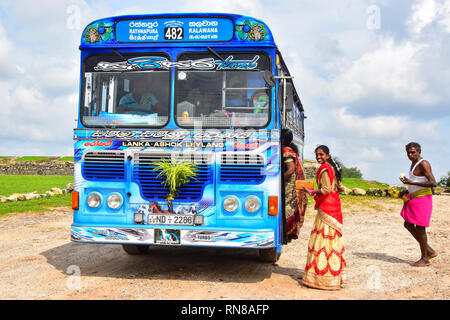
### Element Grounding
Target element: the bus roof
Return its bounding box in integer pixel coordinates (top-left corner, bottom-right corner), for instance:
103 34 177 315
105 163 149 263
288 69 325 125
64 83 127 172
80 13 276 49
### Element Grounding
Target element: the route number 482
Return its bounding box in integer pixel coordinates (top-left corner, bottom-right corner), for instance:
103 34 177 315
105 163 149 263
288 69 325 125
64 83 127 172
165 27 183 40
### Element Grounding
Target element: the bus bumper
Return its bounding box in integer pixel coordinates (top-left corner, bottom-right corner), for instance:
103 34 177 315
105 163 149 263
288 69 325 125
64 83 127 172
71 226 275 248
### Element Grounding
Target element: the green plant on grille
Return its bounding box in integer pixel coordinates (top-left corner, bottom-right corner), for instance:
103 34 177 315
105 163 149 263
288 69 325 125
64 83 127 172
152 159 198 211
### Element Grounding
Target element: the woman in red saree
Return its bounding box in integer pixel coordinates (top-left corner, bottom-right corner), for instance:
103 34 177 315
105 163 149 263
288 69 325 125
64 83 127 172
301 145 347 290
281 129 308 242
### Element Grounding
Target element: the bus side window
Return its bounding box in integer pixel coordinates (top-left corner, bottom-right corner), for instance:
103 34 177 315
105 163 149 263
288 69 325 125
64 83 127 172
124 79 130 92
84 72 93 116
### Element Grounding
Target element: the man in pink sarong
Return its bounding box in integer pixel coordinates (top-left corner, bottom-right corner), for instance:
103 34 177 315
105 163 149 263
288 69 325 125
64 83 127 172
398 142 438 267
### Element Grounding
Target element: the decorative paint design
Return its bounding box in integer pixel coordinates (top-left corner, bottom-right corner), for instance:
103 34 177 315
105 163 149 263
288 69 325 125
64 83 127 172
182 230 274 247
72 138 281 219
75 129 262 140
236 19 268 42
71 227 154 243
93 55 260 72
80 14 275 47
71 226 274 248
83 21 114 44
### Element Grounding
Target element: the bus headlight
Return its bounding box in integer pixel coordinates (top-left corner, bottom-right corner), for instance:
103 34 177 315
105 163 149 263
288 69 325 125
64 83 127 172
223 196 239 213
244 196 260 213
87 192 102 208
107 193 123 209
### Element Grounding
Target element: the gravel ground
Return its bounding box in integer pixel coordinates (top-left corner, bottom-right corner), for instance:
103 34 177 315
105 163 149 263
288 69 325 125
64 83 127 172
0 196 448 300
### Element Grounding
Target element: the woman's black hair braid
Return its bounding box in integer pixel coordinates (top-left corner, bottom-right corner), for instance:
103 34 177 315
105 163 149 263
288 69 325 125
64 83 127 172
315 145 342 182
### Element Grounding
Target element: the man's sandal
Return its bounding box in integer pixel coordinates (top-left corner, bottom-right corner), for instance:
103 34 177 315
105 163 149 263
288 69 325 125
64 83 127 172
427 252 438 260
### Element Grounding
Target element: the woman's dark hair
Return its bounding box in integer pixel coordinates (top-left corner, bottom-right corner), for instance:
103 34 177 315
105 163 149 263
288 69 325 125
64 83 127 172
315 145 342 182
281 129 299 155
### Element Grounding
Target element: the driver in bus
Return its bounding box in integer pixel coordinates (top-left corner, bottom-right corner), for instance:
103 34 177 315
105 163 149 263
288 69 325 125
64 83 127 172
118 77 160 114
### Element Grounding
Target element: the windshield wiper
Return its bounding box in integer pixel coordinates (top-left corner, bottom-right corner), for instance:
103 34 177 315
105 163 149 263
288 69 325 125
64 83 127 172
208 47 225 61
112 48 126 60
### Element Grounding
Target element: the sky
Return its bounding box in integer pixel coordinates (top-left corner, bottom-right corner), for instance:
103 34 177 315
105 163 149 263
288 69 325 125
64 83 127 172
0 0 449 184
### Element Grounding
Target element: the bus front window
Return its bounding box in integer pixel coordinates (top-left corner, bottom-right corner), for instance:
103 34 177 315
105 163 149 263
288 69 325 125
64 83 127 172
81 53 170 128
175 53 271 128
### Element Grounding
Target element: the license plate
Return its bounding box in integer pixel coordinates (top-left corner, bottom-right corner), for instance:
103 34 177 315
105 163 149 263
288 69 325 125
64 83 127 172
154 228 181 245
147 214 194 226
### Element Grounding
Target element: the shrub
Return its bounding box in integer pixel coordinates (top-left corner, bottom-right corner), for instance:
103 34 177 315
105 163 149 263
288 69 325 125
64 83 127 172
335 157 363 179
438 172 450 188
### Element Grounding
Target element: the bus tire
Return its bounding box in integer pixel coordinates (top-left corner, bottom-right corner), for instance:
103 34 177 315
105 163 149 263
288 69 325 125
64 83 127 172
122 244 149 255
258 248 281 263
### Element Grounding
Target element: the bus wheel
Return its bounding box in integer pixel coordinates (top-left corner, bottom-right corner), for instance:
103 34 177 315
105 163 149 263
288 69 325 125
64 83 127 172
122 244 149 255
258 248 281 263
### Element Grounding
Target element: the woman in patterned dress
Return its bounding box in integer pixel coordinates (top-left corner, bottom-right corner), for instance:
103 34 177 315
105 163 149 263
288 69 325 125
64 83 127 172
281 129 307 242
301 145 347 290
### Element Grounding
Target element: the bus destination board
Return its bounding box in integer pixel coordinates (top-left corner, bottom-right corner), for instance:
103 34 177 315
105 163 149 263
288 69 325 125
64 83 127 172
116 17 234 42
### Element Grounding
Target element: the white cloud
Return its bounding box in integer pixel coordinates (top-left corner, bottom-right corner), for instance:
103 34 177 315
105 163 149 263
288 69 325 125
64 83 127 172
282 52 330 104
0 22 17 78
408 0 450 34
361 147 384 161
439 0 450 32
408 0 440 33
112 6 147 17
332 107 411 138
179 0 264 17
0 81 77 143
415 121 441 141
38 62 79 95
330 37 439 106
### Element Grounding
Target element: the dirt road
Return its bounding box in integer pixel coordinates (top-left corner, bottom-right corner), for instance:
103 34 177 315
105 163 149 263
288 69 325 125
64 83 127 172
0 196 448 300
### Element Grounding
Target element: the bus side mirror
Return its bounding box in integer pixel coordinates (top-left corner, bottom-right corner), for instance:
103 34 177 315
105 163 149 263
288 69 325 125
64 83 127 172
279 82 294 112
264 70 275 87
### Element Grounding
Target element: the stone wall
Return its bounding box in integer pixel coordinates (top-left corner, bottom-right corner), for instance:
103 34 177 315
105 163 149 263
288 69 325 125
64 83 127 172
303 162 319 179
0 159 74 176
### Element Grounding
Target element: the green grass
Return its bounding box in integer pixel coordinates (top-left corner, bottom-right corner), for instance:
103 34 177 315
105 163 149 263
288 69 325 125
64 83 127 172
341 178 389 190
302 177 396 215
57 157 74 162
0 175 74 196
305 177 389 190
15 156 52 162
0 193 71 216
0 156 12 159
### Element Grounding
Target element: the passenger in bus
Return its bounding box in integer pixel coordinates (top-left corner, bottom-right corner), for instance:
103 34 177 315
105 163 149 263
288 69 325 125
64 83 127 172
301 145 346 290
225 73 248 110
281 129 307 242
181 73 222 116
118 77 160 115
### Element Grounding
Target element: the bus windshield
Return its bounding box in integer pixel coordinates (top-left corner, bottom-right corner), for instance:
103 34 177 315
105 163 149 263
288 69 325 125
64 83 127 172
81 53 170 128
175 52 271 128
80 52 271 129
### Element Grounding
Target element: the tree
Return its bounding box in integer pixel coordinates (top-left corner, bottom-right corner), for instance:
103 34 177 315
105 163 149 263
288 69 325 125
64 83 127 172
334 157 363 179
438 172 450 188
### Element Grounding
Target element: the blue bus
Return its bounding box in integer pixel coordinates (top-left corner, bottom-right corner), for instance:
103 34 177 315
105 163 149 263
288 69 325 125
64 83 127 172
71 13 305 262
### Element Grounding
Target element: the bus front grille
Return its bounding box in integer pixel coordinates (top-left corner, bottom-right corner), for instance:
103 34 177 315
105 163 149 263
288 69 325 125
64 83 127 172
82 151 126 181
219 153 266 184
133 152 213 201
